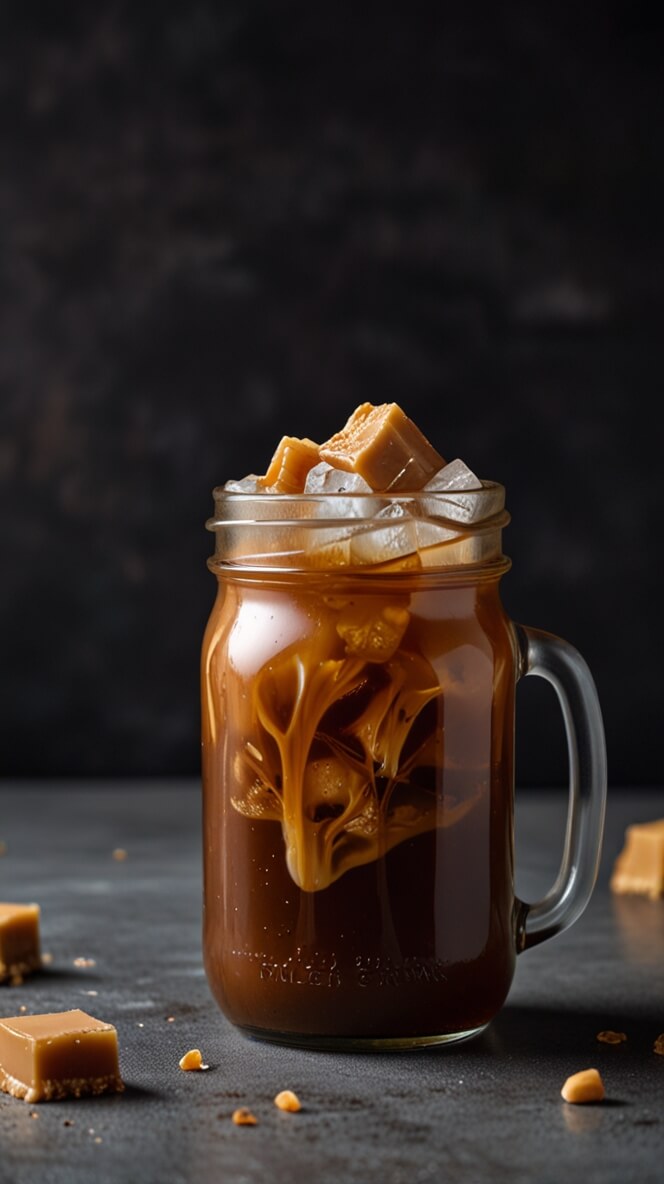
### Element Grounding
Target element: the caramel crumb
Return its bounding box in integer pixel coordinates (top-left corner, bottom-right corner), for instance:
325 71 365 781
63 1120 74 1127
73 957 96 968
654 1034 664 1056
596 1030 627 1044
178 1049 208 1071
41 952 53 965
30 1111 39 1119
274 1089 302 1112
232 1107 258 1126
561 1068 605 1104
19 1005 28 1013
166 1016 175 1023
112 848 128 862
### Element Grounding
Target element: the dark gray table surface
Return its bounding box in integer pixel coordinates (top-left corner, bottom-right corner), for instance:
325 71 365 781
0 781 662 1184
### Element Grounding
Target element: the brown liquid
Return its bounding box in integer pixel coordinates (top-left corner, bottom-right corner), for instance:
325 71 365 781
201 570 518 1044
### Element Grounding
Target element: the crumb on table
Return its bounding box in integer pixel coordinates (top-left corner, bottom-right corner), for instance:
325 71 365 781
561 1068 605 1104
232 1107 258 1125
274 1089 302 1112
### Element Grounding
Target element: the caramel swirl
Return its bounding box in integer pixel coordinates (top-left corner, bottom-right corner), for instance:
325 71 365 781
227 598 480 892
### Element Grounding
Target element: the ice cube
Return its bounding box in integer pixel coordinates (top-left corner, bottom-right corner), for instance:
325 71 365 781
435 644 494 768
223 474 263 493
425 458 482 494
304 462 372 495
302 463 378 562
422 459 503 523
305 536 352 568
418 532 502 568
336 601 410 661
413 519 458 550
350 503 418 566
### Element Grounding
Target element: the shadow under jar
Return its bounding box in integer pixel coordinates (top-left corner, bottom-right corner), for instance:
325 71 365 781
201 487 606 1050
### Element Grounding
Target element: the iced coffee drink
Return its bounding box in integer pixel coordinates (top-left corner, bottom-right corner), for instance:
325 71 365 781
202 404 517 1047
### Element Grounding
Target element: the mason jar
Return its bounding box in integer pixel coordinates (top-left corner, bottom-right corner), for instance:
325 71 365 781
201 485 606 1050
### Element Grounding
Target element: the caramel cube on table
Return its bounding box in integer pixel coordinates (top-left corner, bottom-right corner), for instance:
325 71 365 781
0 1010 124 1102
319 403 445 491
610 819 664 899
0 903 41 983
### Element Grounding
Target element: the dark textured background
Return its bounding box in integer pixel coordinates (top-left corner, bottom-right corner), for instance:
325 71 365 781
1 1 662 784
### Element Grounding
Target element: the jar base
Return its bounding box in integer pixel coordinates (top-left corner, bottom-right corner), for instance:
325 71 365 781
236 1022 490 1052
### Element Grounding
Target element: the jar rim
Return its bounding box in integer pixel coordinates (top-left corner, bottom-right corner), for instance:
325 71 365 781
205 482 509 576
207 481 507 531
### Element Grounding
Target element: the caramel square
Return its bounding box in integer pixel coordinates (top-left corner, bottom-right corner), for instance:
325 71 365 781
0 903 41 983
610 819 664 899
0 1009 124 1102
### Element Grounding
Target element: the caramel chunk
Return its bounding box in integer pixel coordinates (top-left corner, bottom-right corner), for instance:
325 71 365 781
653 1034 664 1056
178 1048 208 1071
336 601 410 661
262 436 320 493
0 1010 124 1103
561 1068 605 1104
232 1107 258 1125
610 819 664 899
319 403 445 491
0 903 41 983
274 1089 302 1112
596 1030 627 1044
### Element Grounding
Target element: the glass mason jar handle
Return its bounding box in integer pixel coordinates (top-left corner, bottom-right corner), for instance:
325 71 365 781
514 624 607 951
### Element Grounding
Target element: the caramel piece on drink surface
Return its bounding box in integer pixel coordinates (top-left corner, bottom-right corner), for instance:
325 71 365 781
262 436 320 493
0 1009 124 1103
0 903 41 983
609 818 664 899
561 1068 605 1104
319 403 445 491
